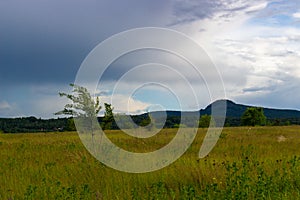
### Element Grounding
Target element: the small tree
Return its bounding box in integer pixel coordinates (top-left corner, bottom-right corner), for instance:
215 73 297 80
55 84 101 134
65 118 76 131
140 113 156 131
241 107 266 126
199 115 215 128
101 103 114 130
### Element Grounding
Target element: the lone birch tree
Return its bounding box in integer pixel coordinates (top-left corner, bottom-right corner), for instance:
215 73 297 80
55 83 101 134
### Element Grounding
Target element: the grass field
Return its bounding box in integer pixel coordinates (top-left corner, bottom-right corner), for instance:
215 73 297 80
0 126 300 199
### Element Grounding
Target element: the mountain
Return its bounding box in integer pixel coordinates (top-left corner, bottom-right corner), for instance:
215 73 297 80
161 99 300 119
158 99 300 126
201 99 300 119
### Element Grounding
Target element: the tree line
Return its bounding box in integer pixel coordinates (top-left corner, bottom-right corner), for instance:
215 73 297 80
0 84 298 133
1 112 297 133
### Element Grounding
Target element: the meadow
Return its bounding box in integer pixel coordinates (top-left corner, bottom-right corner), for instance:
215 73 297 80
0 126 300 199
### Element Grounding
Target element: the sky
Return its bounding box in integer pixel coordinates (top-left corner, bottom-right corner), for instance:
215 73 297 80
0 0 300 118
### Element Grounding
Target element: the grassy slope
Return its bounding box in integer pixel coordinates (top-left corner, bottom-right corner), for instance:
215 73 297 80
0 126 300 199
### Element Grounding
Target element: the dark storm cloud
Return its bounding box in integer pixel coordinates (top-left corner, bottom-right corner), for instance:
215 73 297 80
2 0 265 86
0 0 171 85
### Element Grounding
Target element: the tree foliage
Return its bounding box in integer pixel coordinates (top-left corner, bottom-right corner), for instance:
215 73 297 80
55 84 102 134
241 107 266 126
0 117 69 133
101 103 114 130
199 115 215 128
55 84 101 118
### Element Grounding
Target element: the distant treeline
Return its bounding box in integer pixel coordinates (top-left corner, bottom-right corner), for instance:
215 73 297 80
0 114 164 133
0 114 299 133
225 117 300 127
0 117 69 133
0 114 181 133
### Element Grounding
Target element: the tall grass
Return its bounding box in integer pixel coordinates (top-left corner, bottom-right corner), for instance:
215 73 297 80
0 126 299 199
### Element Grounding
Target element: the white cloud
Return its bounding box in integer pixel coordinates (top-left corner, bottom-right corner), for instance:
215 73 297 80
0 100 23 117
0 101 11 110
293 12 300 18
100 94 150 115
30 95 70 118
245 2 268 13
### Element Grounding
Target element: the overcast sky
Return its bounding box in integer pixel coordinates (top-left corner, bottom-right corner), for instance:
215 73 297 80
1 0 300 118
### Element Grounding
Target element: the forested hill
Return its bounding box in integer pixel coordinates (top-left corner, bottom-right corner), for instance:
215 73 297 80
137 100 300 126
200 99 300 119
1 100 300 133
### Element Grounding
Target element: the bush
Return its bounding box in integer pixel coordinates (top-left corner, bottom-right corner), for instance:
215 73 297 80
241 107 266 126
